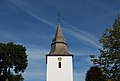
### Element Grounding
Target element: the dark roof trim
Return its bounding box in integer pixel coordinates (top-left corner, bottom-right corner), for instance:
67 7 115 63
46 54 73 56
51 42 67 46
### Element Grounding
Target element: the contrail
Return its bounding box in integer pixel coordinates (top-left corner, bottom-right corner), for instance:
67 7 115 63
62 22 102 48
10 0 101 48
9 0 56 27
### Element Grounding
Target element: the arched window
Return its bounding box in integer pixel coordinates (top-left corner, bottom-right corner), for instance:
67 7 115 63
58 62 61 68
58 57 62 68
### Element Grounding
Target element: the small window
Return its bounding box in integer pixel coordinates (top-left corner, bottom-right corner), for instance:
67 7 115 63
58 62 61 68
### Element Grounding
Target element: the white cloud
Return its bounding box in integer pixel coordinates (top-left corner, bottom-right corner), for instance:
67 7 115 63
23 71 46 80
10 0 102 49
8 1 101 81
9 0 56 27
27 48 49 59
62 21 102 49
0 31 17 41
74 72 86 81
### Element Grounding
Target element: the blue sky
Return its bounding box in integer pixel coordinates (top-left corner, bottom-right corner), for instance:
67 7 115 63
0 0 120 81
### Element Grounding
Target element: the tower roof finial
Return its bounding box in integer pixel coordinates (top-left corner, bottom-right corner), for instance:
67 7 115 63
57 11 60 23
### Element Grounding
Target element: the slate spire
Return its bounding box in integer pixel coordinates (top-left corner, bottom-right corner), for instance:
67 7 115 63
52 20 66 44
49 20 69 55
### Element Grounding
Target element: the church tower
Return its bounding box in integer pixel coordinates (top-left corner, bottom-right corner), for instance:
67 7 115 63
46 20 73 81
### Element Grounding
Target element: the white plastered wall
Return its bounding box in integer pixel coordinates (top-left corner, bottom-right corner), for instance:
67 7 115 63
46 56 73 81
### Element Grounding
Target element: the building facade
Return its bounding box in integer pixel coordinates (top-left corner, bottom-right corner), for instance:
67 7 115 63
46 20 73 81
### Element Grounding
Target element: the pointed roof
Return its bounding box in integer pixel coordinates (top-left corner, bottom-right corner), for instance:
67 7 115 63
52 21 66 44
49 20 69 55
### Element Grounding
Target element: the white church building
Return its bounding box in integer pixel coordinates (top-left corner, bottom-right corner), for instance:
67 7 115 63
46 19 74 81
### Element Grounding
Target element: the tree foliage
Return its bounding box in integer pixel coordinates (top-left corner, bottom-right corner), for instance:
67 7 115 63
0 42 28 81
85 66 106 81
9 74 24 81
0 74 24 81
90 15 120 81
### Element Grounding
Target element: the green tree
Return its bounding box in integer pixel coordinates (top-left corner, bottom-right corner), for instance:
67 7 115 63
0 42 28 81
85 66 106 81
9 74 24 81
90 15 120 81
0 74 24 81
